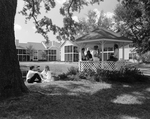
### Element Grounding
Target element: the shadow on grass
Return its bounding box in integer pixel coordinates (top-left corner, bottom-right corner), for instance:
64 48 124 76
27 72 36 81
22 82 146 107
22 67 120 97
1 81 150 119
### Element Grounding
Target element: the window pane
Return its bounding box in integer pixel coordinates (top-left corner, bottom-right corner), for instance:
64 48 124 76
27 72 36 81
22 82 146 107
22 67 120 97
23 50 26 54
65 46 73 53
49 50 52 54
129 53 132 59
54 50 56 54
65 46 67 53
68 54 72 61
65 54 69 61
69 46 72 52
53 56 56 61
73 54 79 62
19 49 22 54
74 46 78 53
19 55 23 61
65 54 72 62
104 48 107 51
27 55 30 61
104 53 107 61
108 47 113 51
22 55 26 61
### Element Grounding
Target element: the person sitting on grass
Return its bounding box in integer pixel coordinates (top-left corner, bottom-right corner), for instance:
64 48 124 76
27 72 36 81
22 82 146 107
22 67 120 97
41 65 54 82
26 66 42 83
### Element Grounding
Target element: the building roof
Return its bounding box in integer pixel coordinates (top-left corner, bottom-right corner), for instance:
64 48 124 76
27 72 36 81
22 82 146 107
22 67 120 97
75 28 132 43
42 40 61 49
15 40 61 50
27 42 46 50
17 42 45 50
16 46 25 49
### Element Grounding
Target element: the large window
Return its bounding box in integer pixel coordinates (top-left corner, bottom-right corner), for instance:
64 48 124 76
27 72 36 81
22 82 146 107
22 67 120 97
65 45 78 62
17 49 30 61
47 50 56 61
129 53 136 59
99 47 114 61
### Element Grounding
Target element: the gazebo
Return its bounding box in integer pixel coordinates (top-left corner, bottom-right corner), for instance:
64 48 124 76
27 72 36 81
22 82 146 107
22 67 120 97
75 28 133 71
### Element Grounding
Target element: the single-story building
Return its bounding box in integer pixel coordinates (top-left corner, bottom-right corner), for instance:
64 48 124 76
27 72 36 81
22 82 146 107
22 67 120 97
15 40 61 61
15 28 137 63
59 28 135 63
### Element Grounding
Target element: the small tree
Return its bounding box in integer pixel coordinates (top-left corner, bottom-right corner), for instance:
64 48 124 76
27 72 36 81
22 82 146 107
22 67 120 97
41 51 47 60
26 45 35 61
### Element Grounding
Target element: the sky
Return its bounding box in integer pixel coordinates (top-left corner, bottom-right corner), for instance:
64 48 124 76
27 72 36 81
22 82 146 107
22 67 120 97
15 0 119 43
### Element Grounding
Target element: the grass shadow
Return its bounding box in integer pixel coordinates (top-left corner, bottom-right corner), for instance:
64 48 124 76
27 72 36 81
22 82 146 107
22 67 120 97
1 81 150 119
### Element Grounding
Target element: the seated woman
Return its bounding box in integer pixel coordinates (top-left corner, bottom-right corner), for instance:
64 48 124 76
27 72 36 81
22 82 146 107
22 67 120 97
86 50 93 61
41 65 54 82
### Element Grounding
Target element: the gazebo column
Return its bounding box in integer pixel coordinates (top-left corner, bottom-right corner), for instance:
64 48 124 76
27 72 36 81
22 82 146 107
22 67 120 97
78 46 82 62
100 41 105 69
78 43 86 71
122 44 125 60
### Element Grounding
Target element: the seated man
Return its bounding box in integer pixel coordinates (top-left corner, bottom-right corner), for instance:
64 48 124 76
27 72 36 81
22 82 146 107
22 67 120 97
26 66 42 83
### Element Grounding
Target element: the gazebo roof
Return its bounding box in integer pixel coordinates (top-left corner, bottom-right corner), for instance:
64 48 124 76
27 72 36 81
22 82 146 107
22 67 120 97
75 28 132 43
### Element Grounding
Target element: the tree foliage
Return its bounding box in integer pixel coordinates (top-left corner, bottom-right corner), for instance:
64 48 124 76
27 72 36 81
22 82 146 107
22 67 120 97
26 45 35 60
77 10 115 35
20 0 104 42
114 0 150 54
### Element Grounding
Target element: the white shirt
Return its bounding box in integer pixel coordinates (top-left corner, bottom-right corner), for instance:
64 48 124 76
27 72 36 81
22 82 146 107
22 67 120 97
92 50 99 61
114 48 119 59
41 70 52 82
26 70 39 80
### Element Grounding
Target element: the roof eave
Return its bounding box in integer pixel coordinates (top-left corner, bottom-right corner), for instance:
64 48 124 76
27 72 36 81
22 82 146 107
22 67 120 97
75 39 132 43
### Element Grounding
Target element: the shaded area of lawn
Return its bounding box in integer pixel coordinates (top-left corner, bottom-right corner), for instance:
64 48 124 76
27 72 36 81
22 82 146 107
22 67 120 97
1 81 150 119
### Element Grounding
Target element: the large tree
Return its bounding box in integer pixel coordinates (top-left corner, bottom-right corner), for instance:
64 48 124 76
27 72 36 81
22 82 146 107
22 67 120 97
0 0 28 98
20 0 104 41
0 0 105 98
114 0 150 54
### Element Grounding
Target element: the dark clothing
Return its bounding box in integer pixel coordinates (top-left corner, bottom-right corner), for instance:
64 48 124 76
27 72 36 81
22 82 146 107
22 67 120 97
107 56 118 62
27 73 42 83
86 54 93 61
82 53 86 61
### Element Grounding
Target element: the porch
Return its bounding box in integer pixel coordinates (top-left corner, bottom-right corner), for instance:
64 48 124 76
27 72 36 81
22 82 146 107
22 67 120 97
75 28 133 71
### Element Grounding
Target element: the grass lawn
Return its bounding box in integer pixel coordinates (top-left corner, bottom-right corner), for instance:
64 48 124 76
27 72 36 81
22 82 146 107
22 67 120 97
1 81 150 119
20 62 78 75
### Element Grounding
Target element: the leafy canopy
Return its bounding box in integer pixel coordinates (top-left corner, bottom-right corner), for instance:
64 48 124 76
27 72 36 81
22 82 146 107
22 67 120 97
78 10 115 35
20 0 104 42
114 0 150 54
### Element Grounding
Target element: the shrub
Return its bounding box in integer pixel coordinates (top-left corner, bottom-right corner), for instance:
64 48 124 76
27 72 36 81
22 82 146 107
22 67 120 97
78 65 149 84
78 69 97 82
100 66 149 84
141 51 150 63
67 66 79 75
57 73 68 81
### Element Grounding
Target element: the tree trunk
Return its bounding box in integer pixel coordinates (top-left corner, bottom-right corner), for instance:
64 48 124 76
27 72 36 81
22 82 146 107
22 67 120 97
0 0 28 98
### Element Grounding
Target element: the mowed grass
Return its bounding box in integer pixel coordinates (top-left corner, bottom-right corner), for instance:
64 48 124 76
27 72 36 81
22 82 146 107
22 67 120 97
20 62 78 75
1 81 150 119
